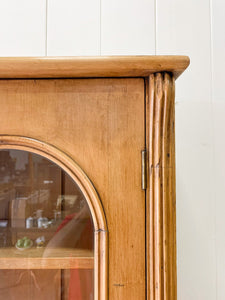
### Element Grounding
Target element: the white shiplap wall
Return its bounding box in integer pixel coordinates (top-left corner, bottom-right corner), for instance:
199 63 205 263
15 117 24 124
0 1 224 299
0 0 46 56
100 0 155 55
212 1 225 299
47 0 101 55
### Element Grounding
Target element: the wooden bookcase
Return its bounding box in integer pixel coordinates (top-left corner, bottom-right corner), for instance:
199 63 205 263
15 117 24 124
0 56 189 300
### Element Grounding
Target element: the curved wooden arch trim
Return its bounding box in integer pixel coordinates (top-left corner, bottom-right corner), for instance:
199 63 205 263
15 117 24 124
0 135 107 230
0 135 108 300
147 72 176 300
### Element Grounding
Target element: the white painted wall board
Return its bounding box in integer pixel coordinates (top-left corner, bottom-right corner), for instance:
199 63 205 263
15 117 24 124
101 0 155 55
47 0 100 56
213 101 225 300
156 0 211 102
176 101 216 300
211 0 225 101
0 0 46 56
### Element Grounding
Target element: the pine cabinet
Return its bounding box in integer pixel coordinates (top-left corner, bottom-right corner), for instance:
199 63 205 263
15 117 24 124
0 56 189 300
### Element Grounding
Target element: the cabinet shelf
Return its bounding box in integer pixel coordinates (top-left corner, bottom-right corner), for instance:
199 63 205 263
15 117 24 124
0 247 94 270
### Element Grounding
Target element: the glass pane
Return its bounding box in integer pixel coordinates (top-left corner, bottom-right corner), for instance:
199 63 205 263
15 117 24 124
0 150 94 300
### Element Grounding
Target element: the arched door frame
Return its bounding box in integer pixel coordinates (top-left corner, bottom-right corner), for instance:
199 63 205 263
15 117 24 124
0 135 108 300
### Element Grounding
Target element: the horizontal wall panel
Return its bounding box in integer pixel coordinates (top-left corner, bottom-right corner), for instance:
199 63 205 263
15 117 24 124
156 0 211 102
0 0 46 56
47 0 100 56
101 0 155 55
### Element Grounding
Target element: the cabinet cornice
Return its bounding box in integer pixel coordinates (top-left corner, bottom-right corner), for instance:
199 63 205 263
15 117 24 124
0 56 189 79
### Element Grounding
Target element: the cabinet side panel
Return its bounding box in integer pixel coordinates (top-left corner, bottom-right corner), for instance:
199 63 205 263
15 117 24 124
147 73 176 300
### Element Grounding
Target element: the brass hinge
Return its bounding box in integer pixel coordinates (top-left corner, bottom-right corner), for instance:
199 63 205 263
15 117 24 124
141 150 147 190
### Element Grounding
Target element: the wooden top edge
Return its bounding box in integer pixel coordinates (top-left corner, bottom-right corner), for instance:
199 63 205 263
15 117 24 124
0 56 190 80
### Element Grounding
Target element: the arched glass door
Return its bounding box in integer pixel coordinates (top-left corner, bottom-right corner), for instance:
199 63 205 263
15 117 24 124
0 149 95 300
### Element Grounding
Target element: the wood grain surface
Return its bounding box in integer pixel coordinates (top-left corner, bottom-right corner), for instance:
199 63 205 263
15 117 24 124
147 72 176 300
0 247 93 269
0 78 146 299
0 56 189 79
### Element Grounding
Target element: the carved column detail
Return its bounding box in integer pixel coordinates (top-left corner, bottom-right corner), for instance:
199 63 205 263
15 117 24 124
147 72 176 300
